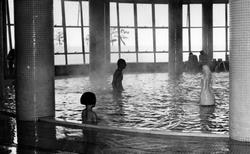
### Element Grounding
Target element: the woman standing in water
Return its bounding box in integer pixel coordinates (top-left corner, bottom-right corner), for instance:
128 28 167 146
200 65 215 106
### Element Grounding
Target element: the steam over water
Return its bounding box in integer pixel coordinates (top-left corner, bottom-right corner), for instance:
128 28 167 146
55 72 229 134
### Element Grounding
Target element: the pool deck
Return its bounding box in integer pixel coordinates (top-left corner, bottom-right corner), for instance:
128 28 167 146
2 111 250 154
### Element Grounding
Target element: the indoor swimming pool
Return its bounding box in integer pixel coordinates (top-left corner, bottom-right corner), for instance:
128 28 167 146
55 72 229 134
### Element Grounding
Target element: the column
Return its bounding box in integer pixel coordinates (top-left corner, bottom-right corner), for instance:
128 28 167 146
0 0 4 99
202 1 213 61
89 0 109 78
168 0 183 76
14 0 54 121
230 0 250 141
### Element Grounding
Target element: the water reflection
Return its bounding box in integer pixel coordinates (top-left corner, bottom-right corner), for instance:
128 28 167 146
17 121 56 154
54 72 229 133
199 106 215 132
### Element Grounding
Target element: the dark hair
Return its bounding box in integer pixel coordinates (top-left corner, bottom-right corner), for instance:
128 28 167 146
117 58 126 67
80 92 96 105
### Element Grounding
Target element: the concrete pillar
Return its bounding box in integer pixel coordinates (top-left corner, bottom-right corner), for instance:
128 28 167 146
230 0 250 141
89 0 110 77
14 0 54 121
0 0 4 100
168 0 183 76
202 1 213 61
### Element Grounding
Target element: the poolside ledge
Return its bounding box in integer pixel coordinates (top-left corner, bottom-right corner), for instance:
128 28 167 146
39 117 228 139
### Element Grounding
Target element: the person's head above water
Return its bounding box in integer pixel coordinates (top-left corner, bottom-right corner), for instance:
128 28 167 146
80 92 96 106
117 58 126 69
200 50 204 55
202 65 211 75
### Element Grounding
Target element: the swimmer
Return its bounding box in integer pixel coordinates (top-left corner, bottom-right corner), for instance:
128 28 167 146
200 65 215 106
81 92 98 124
112 58 126 92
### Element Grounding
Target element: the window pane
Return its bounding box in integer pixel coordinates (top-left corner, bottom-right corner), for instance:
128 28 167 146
138 53 154 62
110 2 117 26
190 28 202 51
82 1 89 26
54 28 64 54
190 4 202 27
121 53 136 62
227 4 230 26
111 53 119 63
110 28 119 52
227 27 230 50
138 28 153 51
182 5 188 27
6 26 14 52
156 53 168 62
213 28 226 51
156 29 168 51
8 0 14 24
68 54 83 64
183 52 189 61
155 4 168 27
65 2 81 26
137 4 152 27
120 28 135 52
119 3 134 27
182 29 189 51
54 0 62 26
85 54 90 64
55 55 66 65
213 4 225 26
83 28 89 53
66 28 82 53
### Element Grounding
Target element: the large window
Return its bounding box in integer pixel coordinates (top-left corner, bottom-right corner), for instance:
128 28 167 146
182 4 202 61
110 2 169 63
213 4 229 61
54 0 89 65
6 0 229 66
6 0 15 54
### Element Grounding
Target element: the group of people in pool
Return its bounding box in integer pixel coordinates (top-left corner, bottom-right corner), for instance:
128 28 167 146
81 57 214 125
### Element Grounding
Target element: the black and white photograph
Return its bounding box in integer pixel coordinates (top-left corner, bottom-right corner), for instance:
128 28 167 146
0 0 250 153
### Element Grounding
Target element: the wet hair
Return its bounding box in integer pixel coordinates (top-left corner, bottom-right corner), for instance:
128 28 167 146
80 92 96 106
117 58 126 68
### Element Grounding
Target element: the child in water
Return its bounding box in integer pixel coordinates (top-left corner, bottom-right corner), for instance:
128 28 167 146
81 92 97 124
200 65 215 106
112 58 127 92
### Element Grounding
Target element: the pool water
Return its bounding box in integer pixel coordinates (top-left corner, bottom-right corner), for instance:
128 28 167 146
55 72 229 134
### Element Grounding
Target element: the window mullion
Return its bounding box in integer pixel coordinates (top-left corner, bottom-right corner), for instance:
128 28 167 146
152 4 156 63
116 2 121 59
79 1 85 64
134 3 139 63
61 0 68 65
188 4 191 52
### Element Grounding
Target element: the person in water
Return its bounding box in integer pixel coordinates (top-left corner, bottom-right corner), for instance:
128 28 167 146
112 58 127 92
81 92 97 124
200 65 215 106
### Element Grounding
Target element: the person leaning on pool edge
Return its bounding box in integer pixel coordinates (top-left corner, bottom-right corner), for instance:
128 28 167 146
81 92 98 125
